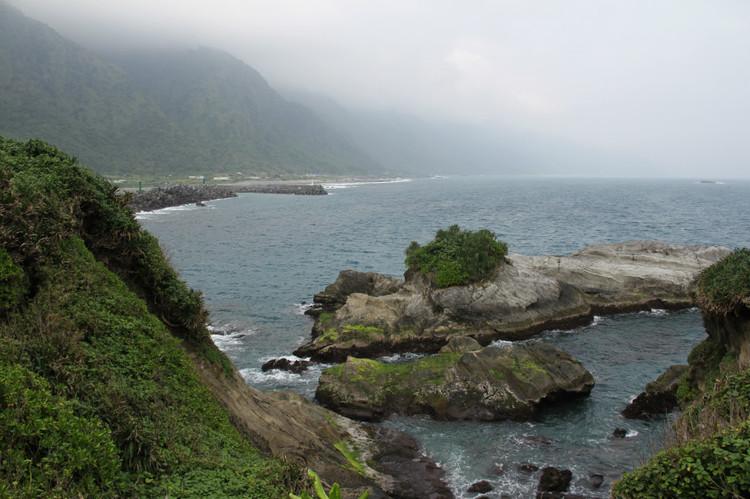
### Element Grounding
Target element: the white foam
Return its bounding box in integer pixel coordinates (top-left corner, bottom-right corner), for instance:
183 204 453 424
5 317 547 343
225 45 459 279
294 302 314 315
490 339 514 348
208 322 257 352
379 352 425 363
636 308 669 317
626 429 639 438
322 178 412 189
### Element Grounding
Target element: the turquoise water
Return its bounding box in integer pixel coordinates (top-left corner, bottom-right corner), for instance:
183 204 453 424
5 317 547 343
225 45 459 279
139 176 750 497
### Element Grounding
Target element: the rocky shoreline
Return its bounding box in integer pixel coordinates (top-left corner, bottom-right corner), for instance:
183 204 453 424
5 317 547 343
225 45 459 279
128 183 328 212
128 185 237 212
229 183 328 195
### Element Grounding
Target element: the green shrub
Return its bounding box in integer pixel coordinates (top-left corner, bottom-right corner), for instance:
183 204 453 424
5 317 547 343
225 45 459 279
697 248 750 315
613 420 750 498
405 225 507 288
0 248 26 312
0 363 122 498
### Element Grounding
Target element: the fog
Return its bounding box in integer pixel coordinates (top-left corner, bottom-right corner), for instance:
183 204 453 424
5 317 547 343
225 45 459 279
10 0 750 177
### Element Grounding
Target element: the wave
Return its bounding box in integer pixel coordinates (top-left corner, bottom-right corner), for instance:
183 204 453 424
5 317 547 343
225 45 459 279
208 321 258 351
294 302 314 315
322 178 412 189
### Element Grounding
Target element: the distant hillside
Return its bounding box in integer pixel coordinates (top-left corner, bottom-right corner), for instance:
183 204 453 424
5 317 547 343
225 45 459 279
0 2 379 175
288 90 629 177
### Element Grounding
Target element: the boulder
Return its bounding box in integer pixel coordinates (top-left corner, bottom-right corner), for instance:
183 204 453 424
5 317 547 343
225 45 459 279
589 473 604 489
467 480 494 493
518 463 540 473
260 358 312 374
612 428 627 438
315 342 594 422
622 364 688 419
296 242 729 362
537 467 572 497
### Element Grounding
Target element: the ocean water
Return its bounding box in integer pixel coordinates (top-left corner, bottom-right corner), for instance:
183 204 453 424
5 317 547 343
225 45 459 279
139 176 750 497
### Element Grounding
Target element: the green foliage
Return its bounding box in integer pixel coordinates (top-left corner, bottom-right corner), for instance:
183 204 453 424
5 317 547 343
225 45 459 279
290 469 369 499
405 225 507 288
697 248 750 315
613 420 750 498
675 367 750 446
0 5 379 176
0 248 26 312
0 363 121 498
0 136 300 496
334 441 367 476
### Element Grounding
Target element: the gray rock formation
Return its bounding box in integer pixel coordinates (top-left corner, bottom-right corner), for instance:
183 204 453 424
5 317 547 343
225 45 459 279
296 241 730 361
315 342 594 422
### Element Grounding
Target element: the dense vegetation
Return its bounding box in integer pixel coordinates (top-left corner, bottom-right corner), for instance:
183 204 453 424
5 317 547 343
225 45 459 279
0 3 378 176
614 250 750 498
405 225 508 287
0 136 302 496
697 248 750 315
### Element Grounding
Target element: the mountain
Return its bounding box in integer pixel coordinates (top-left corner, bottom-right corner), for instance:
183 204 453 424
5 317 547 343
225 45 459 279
0 2 379 175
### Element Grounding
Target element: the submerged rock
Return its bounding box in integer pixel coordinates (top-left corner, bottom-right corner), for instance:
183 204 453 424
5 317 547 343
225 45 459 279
467 480 494 493
518 463 540 473
537 467 572 498
589 473 604 489
622 364 688 419
315 342 594 422
260 358 312 374
612 428 627 438
296 242 729 362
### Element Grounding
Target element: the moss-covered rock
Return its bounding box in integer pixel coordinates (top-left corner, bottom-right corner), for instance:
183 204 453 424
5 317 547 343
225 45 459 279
316 342 594 421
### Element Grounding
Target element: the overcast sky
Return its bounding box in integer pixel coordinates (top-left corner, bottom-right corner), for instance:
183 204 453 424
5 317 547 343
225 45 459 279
10 0 750 177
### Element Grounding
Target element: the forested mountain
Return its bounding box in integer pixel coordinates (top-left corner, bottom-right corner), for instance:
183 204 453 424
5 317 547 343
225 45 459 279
0 2 379 175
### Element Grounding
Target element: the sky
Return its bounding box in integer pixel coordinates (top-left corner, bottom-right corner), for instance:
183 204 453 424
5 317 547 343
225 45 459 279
10 0 750 177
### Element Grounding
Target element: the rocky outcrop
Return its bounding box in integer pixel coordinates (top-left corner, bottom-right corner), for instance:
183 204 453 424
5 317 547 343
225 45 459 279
191 352 453 498
128 185 237 212
295 242 729 362
315 342 594 422
622 364 688 419
515 241 730 313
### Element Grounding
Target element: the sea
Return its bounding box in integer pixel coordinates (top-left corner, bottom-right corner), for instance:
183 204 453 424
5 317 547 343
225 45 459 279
138 176 750 497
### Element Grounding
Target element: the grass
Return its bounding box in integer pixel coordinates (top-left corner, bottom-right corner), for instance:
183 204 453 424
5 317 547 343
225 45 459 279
697 248 750 315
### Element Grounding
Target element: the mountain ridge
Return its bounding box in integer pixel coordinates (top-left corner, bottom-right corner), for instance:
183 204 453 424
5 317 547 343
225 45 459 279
0 2 380 176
